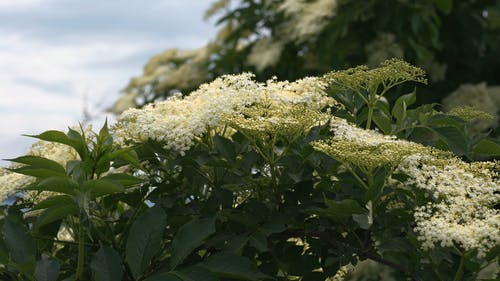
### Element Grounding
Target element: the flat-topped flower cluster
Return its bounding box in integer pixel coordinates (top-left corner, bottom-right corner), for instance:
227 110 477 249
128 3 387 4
113 73 334 154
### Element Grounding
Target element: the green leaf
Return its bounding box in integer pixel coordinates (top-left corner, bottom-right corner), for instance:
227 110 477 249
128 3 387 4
25 176 78 196
170 217 216 269
145 266 220 281
435 0 453 14
473 139 500 156
2 219 36 265
143 273 181 281
100 173 143 187
371 109 392 134
126 206 167 279
33 204 79 231
6 156 66 175
97 119 113 148
248 231 267 252
316 199 366 221
223 235 249 255
214 135 236 160
0 238 9 264
176 265 220 281
84 179 124 198
34 259 60 281
91 245 123 281
25 130 71 147
201 252 270 280
392 89 416 124
10 166 66 179
32 195 75 211
430 126 467 155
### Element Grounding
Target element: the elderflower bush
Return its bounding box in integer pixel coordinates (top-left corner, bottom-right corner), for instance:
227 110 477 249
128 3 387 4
1 60 499 281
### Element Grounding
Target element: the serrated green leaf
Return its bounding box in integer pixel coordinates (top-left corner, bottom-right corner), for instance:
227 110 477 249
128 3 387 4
91 245 123 281
126 206 167 279
25 176 78 196
34 259 60 281
170 217 216 269
201 252 270 281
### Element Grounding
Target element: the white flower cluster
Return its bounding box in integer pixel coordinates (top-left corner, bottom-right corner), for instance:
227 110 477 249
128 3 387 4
114 73 332 155
279 0 338 41
312 118 437 171
396 154 500 258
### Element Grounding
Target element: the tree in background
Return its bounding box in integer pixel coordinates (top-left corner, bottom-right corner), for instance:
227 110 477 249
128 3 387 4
112 0 500 122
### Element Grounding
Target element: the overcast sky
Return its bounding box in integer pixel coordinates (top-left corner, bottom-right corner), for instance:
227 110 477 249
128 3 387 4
0 0 218 166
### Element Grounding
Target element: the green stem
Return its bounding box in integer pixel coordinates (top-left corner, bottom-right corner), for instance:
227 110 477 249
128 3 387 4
366 104 374 129
75 218 85 280
346 165 369 190
453 254 465 281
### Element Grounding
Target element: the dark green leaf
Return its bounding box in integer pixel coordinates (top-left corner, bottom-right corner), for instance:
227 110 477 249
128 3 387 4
201 252 271 280
91 245 123 281
0 238 8 263
248 231 267 252
34 259 60 281
435 0 453 13
223 235 249 254
430 126 467 155
32 195 75 211
6 156 66 175
143 273 181 281
10 166 66 179
315 199 365 221
214 135 236 160
473 139 500 156
24 130 71 147
170 217 216 269
25 176 78 196
100 173 143 187
84 179 124 198
34 204 79 231
126 206 167 279
2 219 36 265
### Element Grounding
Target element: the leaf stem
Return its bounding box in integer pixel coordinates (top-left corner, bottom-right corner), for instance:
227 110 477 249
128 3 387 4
75 218 85 280
453 253 465 281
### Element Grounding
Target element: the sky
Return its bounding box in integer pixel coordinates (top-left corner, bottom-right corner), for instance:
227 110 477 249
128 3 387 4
0 0 218 166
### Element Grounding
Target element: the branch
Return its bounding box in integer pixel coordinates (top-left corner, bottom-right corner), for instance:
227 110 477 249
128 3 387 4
275 228 422 281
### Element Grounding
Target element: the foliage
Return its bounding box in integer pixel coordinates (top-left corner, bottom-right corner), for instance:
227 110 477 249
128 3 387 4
1 61 499 281
112 0 500 119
